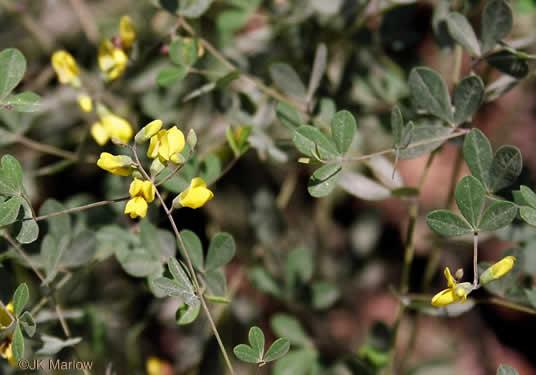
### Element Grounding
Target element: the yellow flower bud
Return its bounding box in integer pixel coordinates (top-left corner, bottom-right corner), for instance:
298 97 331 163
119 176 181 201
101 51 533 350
135 120 163 144
98 39 128 80
174 177 214 209
480 256 517 285
119 16 136 49
129 178 155 203
77 94 93 112
91 122 109 146
124 196 148 219
96 152 133 176
101 113 133 144
51 50 80 87
146 356 173 375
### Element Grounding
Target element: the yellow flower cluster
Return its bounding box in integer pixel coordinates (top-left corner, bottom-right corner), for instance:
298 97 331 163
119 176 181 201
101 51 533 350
0 302 17 367
98 16 136 81
90 107 134 146
125 178 155 219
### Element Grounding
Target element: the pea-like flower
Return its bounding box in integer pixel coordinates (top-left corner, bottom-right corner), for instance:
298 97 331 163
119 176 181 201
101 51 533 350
91 112 134 146
124 196 148 219
147 126 185 163
119 15 136 49
479 256 516 285
0 302 14 329
174 177 214 209
124 178 155 219
135 119 163 144
98 39 128 81
96 152 134 176
77 94 93 113
431 267 472 307
51 50 80 87
0 302 16 367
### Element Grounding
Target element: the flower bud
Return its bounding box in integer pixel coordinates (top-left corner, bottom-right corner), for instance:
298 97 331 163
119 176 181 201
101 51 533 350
150 158 166 177
77 94 93 112
479 256 516 285
96 153 134 176
135 119 163 144
187 128 197 149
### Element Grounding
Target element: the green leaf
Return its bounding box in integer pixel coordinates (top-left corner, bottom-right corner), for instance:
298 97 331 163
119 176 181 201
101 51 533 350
338 170 391 201
170 37 199 66
269 63 307 98
0 49 26 100
311 281 339 310
0 195 21 226
2 92 41 112
520 206 536 226
116 247 161 278
39 199 71 239
272 349 316 375
455 176 485 228
157 66 188 87
271 314 311 347
489 145 522 192
176 302 201 325
285 248 314 291
294 125 340 160
453 76 484 124
234 344 260 363
391 106 413 150
525 289 536 308
307 164 342 198
446 12 481 56
178 0 214 18
60 230 96 267
19 311 35 337
205 269 227 297
331 110 356 154
199 154 221 185
398 125 452 160
486 51 529 79
168 257 194 293
140 220 166 261
306 43 327 104
264 338 290 363
42 234 71 285
12 322 24 361
250 267 281 297
479 201 517 231
408 67 453 123
426 210 473 237
481 0 513 53
179 230 204 271
463 129 493 190
0 154 23 195
14 199 38 244
519 185 536 208
36 335 82 356
497 365 519 375
276 101 302 130
205 232 236 271
152 277 187 297
216 71 241 89
248 326 265 357
12 282 29 316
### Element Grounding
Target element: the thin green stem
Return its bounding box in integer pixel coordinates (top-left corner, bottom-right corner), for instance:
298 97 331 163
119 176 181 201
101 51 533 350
473 233 479 288
3 232 45 282
33 196 130 222
131 145 235 375
13 134 97 163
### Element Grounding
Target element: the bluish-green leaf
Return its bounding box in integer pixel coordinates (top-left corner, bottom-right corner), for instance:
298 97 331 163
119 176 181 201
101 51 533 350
178 0 214 18
482 0 513 53
15 200 38 244
0 195 21 226
205 269 227 297
39 199 71 239
248 326 265 357
179 230 204 271
2 92 41 112
311 280 340 310
42 234 71 285
12 283 29 317
116 247 161 278
497 364 519 375
157 66 188 87
176 302 200 325
520 206 536 226
489 145 522 192
61 229 96 267
453 76 484 124
331 110 356 154
479 201 517 231
398 125 452 160
269 63 307 98
0 49 26 100
0 154 23 195
486 51 529 79
205 232 236 271
19 311 35 337
250 267 281 297
463 129 493 190
446 12 481 56
427 210 473 237
519 185 536 208
170 37 199 66
455 176 485 228
276 101 303 130
12 322 24 361
234 344 261 363
271 314 311 347
272 349 316 375
199 154 221 185
264 338 290 363
285 247 314 290
168 257 194 293
307 164 342 198
293 125 340 160
408 67 453 123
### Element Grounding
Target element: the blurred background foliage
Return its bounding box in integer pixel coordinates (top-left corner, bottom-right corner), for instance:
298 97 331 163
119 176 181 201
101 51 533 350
1 0 536 374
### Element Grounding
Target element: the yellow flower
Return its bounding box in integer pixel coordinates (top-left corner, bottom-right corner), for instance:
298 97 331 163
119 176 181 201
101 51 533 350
51 50 80 87
174 177 214 209
129 178 155 202
431 267 472 307
480 256 517 285
0 302 14 329
147 126 185 163
0 340 17 367
91 113 133 146
135 119 163 144
146 356 173 375
98 39 128 80
119 16 136 49
96 152 133 176
77 94 93 112
124 196 148 219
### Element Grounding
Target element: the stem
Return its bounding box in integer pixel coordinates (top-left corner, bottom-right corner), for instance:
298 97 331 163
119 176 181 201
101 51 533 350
14 134 97 163
473 233 479 288
3 232 45 282
131 146 235 375
33 196 130 222
452 46 463 85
